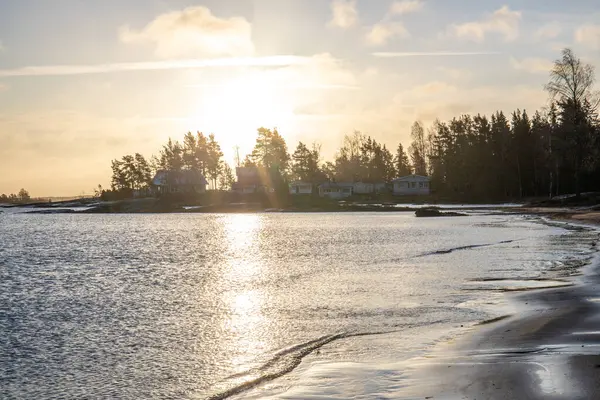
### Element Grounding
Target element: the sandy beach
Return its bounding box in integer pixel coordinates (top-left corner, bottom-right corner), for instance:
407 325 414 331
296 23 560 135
391 213 600 399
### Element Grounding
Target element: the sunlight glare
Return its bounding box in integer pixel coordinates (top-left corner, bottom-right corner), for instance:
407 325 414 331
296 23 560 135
192 73 295 144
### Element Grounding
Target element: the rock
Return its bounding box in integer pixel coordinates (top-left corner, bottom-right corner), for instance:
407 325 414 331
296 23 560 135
415 208 467 217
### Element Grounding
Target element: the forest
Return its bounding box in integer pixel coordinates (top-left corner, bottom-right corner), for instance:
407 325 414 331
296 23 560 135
107 48 599 202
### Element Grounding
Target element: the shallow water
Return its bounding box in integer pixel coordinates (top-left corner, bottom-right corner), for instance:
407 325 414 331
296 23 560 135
0 212 597 399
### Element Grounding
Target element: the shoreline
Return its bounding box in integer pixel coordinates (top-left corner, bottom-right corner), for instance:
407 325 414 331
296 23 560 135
390 215 600 399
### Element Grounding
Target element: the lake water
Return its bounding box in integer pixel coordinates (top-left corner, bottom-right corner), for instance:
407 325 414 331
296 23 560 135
1 212 598 399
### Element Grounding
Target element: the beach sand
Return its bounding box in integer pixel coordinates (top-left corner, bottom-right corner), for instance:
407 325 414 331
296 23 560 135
394 212 600 399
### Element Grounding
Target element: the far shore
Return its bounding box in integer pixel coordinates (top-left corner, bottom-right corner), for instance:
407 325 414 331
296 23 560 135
2 193 600 226
0 196 522 215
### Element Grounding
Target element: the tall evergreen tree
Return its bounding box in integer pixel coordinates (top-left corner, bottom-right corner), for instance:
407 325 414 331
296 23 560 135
249 127 290 172
206 134 224 189
394 143 412 177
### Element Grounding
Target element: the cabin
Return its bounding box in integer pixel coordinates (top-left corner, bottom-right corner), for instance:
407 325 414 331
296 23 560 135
352 182 374 194
318 182 353 199
232 166 275 194
352 182 388 194
289 181 313 195
392 175 431 196
152 170 208 195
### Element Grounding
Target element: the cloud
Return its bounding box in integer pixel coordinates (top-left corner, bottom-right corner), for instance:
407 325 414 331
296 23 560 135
450 6 521 42
364 1 422 45
575 24 600 49
119 6 254 58
366 23 409 46
329 0 358 28
0 40 4 52
389 0 424 16
510 57 553 74
372 51 500 57
0 56 308 77
534 23 562 41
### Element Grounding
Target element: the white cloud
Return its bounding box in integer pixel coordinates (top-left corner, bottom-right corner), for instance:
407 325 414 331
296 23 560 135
575 24 600 49
534 23 562 41
0 56 308 77
366 23 409 46
389 0 424 16
450 5 521 42
373 51 500 57
119 6 254 58
329 0 358 28
510 57 553 74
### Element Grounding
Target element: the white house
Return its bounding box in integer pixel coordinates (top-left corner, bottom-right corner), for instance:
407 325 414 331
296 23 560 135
392 175 431 196
318 182 353 199
352 182 374 194
352 182 388 194
289 181 313 195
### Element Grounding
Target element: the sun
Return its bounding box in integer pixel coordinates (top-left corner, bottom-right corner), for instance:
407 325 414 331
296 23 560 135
191 72 295 147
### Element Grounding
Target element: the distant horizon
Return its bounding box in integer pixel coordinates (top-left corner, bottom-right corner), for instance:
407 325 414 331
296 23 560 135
1 0 599 196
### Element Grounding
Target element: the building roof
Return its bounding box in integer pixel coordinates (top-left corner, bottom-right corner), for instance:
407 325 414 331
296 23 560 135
392 175 430 182
152 170 208 186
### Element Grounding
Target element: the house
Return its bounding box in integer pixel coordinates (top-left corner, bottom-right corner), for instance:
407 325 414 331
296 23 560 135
392 175 431 196
352 182 374 194
350 182 388 195
374 182 388 193
152 170 208 195
289 181 313 195
318 182 354 199
232 166 275 194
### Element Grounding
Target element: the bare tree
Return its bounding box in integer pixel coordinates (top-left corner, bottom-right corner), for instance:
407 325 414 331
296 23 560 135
545 48 598 111
545 48 598 197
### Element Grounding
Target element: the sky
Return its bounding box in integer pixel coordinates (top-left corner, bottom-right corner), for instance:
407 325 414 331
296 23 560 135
0 0 599 196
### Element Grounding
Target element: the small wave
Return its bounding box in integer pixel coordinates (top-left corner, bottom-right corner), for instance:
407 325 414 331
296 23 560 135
205 330 401 400
417 239 518 257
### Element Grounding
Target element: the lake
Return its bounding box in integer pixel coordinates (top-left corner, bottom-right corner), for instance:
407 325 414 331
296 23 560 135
1 212 597 399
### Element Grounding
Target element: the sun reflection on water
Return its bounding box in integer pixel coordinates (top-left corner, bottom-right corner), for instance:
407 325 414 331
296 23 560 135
221 214 269 373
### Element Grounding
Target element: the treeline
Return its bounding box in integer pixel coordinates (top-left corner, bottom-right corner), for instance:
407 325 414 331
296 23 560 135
426 49 599 200
106 48 599 201
108 132 235 196
0 189 31 204
289 48 600 200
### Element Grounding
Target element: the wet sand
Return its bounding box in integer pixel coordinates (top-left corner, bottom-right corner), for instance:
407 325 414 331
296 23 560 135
396 216 600 399
521 208 600 227
401 285 600 399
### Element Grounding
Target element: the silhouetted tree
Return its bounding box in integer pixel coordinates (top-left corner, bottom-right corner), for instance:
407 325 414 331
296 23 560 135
249 127 290 172
159 138 184 172
546 48 598 197
219 163 236 190
394 143 412 177
334 131 364 181
291 141 323 182
206 134 224 189
409 121 427 175
17 189 30 202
